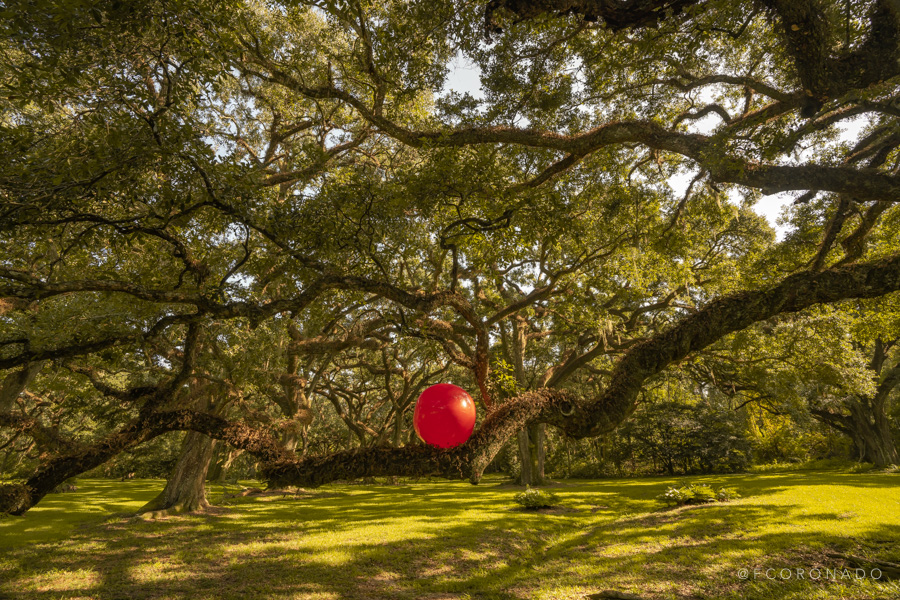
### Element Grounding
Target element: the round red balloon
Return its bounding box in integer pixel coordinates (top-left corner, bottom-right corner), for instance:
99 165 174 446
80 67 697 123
413 383 476 448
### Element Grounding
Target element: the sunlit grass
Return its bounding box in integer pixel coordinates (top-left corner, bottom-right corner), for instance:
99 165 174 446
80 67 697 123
1 472 898 599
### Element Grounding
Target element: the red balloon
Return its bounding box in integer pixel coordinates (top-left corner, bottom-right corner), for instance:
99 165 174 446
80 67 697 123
413 383 476 448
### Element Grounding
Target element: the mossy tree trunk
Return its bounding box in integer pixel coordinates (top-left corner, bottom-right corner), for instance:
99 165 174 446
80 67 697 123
813 340 900 468
6 257 900 516
0 362 44 474
208 446 244 482
516 423 546 485
138 430 217 517
277 322 317 454
0 362 43 413
504 315 546 486
816 396 899 467
850 400 899 467
138 379 226 517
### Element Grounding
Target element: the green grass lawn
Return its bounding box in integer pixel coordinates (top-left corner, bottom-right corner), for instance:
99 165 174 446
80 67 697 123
1 472 899 600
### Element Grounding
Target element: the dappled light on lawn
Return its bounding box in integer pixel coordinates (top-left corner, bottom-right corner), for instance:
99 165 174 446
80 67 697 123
2 474 899 599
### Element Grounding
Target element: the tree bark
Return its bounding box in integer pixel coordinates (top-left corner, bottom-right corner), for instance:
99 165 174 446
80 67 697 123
280 322 316 453
138 376 235 516
812 346 900 468
0 362 42 413
850 402 899 467
393 407 404 448
208 446 243 482
516 424 547 485
485 0 702 34
138 431 217 517
508 316 547 485
816 397 899 468
0 405 293 515
0 362 44 475
516 429 533 485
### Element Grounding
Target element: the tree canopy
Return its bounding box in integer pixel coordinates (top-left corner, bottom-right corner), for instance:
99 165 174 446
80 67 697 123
1 0 899 515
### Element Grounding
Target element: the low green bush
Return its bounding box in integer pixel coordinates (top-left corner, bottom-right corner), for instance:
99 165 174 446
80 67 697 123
513 486 560 509
658 482 740 506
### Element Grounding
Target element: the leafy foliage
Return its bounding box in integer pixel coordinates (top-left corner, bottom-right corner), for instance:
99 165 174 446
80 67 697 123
1 0 900 514
658 482 740 506
513 485 561 509
623 400 752 475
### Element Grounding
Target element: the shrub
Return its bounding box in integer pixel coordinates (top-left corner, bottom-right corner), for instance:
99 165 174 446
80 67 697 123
514 486 560 509
658 482 740 506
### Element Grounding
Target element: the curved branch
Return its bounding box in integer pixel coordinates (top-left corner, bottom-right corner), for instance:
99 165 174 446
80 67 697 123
6 255 900 515
181 253 900 488
762 0 900 107
266 253 900 482
241 58 900 202
0 407 291 516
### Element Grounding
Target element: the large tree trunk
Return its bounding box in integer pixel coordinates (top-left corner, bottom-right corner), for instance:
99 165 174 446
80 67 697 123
853 427 899 467
517 423 546 485
507 316 548 486
138 431 217 517
0 362 43 413
847 399 899 467
279 322 317 454
813 398 899 468
208 446 243 482
276 373 313 453
516 429 533 485
393 407 404 448
813 346 900 468
0 363 43 475
138 378 224 517
6 256 900 516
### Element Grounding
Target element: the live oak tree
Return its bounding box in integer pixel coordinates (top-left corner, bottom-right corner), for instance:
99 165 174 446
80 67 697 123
810 301 900 467
699 297 900 467
2 0 900 515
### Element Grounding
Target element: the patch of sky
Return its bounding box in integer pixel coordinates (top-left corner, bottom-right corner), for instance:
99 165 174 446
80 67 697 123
667 109 871 241
294 183 317 197
441 51 485 101
758 114 870 238
224 273 255 293
667 165 791 241
679 87 729 136
324 128 352 150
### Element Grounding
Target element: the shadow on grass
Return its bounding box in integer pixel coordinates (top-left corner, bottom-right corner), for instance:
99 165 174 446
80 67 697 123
1 473 899 600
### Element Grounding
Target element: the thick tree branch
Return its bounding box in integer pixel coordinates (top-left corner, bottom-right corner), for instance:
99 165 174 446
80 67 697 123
762 0 900 110
153 254 900 491
0 407 291 516
240 58 900 203
6 252 899 515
